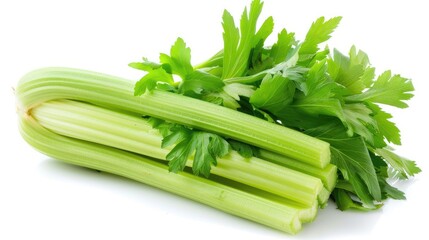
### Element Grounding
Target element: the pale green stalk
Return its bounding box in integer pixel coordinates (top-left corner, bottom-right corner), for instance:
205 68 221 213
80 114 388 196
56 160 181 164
18 115 303 234
17 67 330 168
257 150 338 191
32 100 324 207
208 174 319 223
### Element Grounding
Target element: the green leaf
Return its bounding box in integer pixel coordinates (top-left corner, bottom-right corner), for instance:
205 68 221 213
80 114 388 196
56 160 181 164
202 91 241 110
152 38 226 97
249 40 268 73
349 45 370 66
228 139 257 158
146 117 165 128
221 10 239 77
134 68 174 96
128 59 162 72
167 138 196 173
369 103 401 145
156 82 178 93
222 0 269 79
346 70 414 108
333 189 380 211
247 16 275 73
370 152 406 200
254 16 274 45
162 125 230 177
179 70 225 95
250 74 295 115
304 59 330 94
306 123 382 207
300 16 342 55
270 29 296 64
200 93 224 106
208 134 230 158
289 60 345 122
328 48 367 94
223 83 255 101
306 46 330 67
162 125 191 148
278 109 335 130
378 178 406 200
201 82 254 110
146 117 178 138
349 46 375 88
160 37 193 78
235 98 276 123
375 148 421 179
299 16 342 64
342 103 382 146
223 55 306 85
192 132 217 177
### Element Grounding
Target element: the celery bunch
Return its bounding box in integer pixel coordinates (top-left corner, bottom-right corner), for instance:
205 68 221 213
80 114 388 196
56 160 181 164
16 0 418 234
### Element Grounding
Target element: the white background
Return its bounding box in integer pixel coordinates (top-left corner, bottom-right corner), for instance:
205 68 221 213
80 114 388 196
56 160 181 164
1 0 428 239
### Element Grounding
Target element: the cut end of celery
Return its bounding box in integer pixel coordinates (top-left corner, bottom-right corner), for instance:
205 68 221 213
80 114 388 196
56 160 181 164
325 164 338 192
289 218 302 235
257 149 337 192
318 144 331 169
318 188 331 208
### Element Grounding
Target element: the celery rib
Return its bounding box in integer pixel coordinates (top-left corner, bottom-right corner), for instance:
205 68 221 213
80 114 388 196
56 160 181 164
17 67 330 168
32 100 323 207
19 114 304 234
257 149 338 191
208 174 319 223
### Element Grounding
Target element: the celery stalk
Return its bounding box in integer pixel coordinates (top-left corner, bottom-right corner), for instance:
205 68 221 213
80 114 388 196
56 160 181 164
17 67 330 168
32 99 324 207
208 174 319 223
19 114 303 234
257 150 338 191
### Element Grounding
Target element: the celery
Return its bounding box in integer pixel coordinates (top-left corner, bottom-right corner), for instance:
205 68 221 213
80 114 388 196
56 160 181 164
257 149 337 191
17 67 330 168
208 174 319 223
19 115 303 234
32 99 324 207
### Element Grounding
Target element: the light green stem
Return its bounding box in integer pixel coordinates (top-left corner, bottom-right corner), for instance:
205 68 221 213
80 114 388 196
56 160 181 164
19 114 304 234
17 67 330 168
208 174 318 223
257 150 337 191
32 100 324 207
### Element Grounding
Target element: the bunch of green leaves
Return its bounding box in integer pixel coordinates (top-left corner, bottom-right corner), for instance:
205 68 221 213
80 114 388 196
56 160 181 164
131 0 420 210
146 117 258 177
147 118 230 178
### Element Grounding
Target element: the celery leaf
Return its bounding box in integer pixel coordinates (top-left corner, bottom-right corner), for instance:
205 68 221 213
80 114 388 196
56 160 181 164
179 70 224 95
152 123 230 177
134 68 174 95
346 71 414 108
250 73 295 115
375 148 421 179
270 29 296 64
328 47 371 94
228 140 258 158
160 37 193 78
306 123 382 207
222 0 271 79
299 16 342 65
